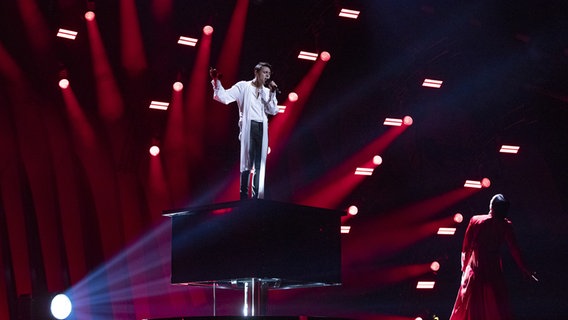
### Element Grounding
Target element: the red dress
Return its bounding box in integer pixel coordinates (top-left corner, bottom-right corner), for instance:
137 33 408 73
450 214 526 320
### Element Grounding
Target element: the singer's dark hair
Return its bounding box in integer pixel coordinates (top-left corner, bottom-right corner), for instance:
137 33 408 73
489 194 510 219
254 62 272 72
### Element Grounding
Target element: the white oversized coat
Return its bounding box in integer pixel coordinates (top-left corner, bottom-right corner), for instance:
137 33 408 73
212 79 279 198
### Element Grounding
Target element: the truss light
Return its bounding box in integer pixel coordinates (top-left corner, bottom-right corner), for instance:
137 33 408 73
178 36 198 47
149 101 169 110
339 8 360 19
422 78 443 88
416 281 435 289
437 227 456 235
298 51 318 61
500 145 520 154
383 118 403 126
354 167 373 176
57 29 78 40
463 180 482 188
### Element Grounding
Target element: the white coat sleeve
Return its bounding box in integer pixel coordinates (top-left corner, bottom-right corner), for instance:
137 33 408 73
212 79 240 105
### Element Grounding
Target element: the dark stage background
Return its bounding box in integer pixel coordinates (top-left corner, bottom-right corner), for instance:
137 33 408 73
1 0 567 319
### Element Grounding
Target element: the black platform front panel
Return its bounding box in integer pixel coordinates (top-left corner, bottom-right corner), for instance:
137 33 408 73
165 200 343 288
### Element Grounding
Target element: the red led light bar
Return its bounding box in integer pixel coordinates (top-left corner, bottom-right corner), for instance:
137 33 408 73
178 36 198 47
57 29 78 40
339 8 360 19
149 101 169 110
422 79 443 88
298 51 318 61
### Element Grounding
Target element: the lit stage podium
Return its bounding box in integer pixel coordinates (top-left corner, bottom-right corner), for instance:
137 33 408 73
163 199 343 316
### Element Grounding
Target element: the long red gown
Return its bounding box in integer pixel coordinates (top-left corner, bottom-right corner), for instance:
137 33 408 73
449 214 526 320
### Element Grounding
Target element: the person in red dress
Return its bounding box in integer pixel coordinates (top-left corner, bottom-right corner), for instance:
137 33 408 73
450 194 534 320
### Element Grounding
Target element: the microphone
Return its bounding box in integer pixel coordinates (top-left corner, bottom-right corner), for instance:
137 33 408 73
265 79 281 94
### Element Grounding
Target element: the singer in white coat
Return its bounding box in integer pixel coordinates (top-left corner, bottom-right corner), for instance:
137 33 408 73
210 62 279 199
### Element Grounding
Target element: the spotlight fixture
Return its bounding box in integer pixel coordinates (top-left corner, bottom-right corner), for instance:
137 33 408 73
178 36 198 47
84 11 95 21
58 79 70 89
430 261 440 272
203 25 214 35
338 8 360 19
372 155 383 166
50 293 72 320
298 51 318 61
57 29 78 40
173 82 184 92
422 78 443 88
453 213 463 223
320 51 331 61
347 205 358 215
149 145 160 156
288 92 298 102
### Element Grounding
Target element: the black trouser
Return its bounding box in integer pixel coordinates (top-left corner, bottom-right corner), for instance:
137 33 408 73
240 120 263 199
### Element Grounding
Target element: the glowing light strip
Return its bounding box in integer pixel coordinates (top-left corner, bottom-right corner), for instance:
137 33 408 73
57 29 78 40
383 118 403 126
149 101 169 110
340 226 351 234
416 281 435 289
354 167 374 176
298 51 318 61
464 180 482 188
422 79 443 88
500 145 520 154
278 105 286 113
437 227 456 235
339 8 360 19
178 36 198 46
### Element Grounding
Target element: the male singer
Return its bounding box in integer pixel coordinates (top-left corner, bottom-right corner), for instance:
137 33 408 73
210 62 279 200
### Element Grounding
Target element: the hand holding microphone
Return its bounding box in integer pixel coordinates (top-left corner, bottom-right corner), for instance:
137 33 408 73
265 79 281 94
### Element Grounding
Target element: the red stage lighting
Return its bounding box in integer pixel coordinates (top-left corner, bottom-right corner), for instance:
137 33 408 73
203 25 214 35
430 261 440 272
403 115 413 126
372 155 383 166
85 11 95 21
453 213 463 223
288 92 298 102
347 205 358 215
173 82 183 92
481 177 491 188
59 79 70 89
149 145 160 156
320 51 331 62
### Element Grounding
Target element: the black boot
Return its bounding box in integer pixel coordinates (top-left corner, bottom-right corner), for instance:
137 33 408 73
240 170 250 200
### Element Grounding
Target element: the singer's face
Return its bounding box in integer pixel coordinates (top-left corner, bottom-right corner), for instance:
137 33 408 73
256 66 271 82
